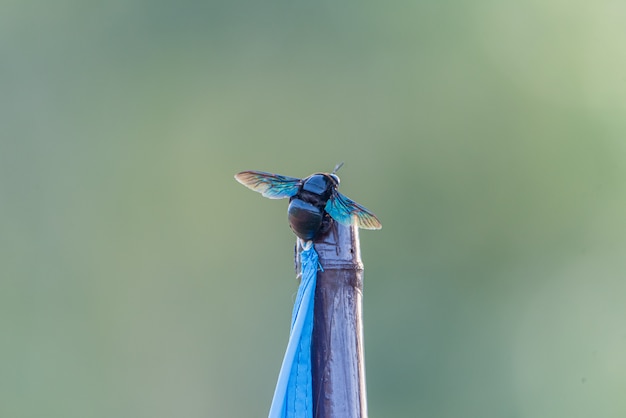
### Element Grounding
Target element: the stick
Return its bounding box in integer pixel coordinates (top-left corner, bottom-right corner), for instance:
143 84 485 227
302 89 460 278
296 222 368 417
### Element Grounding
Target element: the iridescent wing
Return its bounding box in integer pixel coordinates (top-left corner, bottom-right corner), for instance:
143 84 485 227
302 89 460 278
325 191 382 230
234 171 301 199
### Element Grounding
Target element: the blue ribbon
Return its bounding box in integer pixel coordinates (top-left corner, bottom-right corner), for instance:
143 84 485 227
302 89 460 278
268 242 319 418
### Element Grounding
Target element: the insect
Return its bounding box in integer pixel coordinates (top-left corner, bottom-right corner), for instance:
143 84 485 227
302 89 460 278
234 163 382 241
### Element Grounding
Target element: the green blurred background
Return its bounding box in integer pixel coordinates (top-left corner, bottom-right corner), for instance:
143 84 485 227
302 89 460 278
2 1 625 417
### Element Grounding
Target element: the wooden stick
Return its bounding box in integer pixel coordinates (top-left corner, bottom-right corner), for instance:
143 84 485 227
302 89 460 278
296 222 368 417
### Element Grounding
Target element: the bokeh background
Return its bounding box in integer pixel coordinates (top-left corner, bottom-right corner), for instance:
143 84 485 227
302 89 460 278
2 1 625 417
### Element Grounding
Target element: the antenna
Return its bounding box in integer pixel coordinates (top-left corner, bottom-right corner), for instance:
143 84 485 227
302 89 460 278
331 162 344 174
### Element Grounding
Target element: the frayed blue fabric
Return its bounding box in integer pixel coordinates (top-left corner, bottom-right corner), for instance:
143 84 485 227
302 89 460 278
268 242 319 418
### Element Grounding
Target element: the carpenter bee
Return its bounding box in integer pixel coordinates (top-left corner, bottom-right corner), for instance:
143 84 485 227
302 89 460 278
234 163 382 241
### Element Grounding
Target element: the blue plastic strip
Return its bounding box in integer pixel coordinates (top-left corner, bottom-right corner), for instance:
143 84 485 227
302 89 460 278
268 243 318 418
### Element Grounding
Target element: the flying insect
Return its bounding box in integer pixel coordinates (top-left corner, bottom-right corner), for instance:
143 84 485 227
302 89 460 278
234 163 382 241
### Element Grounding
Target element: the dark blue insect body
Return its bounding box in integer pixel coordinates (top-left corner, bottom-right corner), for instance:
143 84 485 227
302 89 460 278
235 164 381 241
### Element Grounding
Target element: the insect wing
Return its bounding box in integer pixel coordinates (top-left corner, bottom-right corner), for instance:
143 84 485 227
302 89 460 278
325 192 382 230
234 171 301 199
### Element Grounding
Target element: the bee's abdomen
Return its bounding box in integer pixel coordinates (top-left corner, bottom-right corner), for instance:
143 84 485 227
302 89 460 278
288 199 323 241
